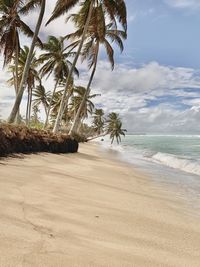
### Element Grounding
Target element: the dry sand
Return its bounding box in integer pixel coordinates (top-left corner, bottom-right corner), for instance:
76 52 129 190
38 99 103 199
0 143 200 267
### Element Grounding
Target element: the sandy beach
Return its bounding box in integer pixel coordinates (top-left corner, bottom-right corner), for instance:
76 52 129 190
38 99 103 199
0 143 200 267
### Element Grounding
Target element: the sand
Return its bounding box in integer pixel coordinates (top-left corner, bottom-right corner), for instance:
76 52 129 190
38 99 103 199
0 143 200 267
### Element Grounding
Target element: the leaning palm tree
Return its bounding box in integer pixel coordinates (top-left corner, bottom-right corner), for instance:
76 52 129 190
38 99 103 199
32 83 51 118
38 35 79 127
8 0 46 123
46 0 127 133
106 112 126 144
69 6 126 135
0 0 42 102
8 46 40 125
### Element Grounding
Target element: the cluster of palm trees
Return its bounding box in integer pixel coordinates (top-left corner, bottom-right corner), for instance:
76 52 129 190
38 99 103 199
0 0 127 143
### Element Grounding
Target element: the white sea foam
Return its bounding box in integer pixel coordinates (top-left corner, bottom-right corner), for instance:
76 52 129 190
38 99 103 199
151 152 200 176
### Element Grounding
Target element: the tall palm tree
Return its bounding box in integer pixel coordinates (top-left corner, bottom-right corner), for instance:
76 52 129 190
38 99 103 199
106 112 126 144
46 0 127 133
0 0 42 106
8 0 46 123
69 86 99 129
32 83 51 118
8 46 40 125
38 35 79 127
92 108 105 135
69 6 126 135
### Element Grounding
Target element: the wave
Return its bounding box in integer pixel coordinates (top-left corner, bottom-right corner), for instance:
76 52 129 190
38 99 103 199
151 152 200 176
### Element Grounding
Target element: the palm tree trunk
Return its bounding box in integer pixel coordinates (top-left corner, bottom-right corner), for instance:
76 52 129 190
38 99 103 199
8 0 46 123
14 44 20 124
44 79 58 128
53 0 94 133
87 133 107 142
26 88 30 125
28 87 33 124
69 54 98 135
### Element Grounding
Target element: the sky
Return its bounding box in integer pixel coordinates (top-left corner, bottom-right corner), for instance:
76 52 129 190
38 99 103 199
1 0 200 134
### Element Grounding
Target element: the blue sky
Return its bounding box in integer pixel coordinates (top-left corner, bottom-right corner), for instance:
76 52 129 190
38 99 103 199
124 0 200 68
1 0 200 133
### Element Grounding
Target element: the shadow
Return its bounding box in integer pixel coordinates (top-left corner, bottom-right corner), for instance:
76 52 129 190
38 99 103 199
77 152 99 161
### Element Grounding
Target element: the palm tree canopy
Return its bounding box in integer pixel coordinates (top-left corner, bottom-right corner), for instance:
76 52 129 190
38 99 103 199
69 86 100 120
8 45 40 89
47 0 127 33
38 35 79 82
65 5 127 70
0 0 42 66
32 83 51 109
92 108 105 135
106 112 126 144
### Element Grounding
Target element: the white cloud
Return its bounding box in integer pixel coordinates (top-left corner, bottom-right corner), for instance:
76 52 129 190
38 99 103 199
164 0 200 9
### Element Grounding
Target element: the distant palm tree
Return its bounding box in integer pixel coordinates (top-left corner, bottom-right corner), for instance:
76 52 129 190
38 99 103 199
8 0 46 123
69 86 100 130
47 0 127 133
92 109 105 135
106 112 126 144
50 88 71 127
8 46 40 125
32 83 51 118
38 35 79 127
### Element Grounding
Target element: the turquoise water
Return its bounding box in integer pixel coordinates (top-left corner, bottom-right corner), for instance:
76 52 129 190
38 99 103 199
99 135 200 213
120 135 200 176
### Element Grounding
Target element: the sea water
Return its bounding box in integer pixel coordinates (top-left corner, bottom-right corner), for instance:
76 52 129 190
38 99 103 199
98 135 200 214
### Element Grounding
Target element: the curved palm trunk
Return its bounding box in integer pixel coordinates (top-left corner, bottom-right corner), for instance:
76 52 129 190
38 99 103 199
8 0 46 123
69 54 98 136
53 0 94 133
44 79 58 128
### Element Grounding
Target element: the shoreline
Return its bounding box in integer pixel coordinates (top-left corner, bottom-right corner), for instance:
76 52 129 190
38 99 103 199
0 142 200 266
97 140 200 218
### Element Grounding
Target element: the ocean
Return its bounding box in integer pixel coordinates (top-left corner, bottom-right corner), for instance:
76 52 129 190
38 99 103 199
98 135 200 214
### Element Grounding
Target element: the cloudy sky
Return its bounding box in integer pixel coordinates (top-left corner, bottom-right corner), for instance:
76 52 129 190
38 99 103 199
1 0 200 134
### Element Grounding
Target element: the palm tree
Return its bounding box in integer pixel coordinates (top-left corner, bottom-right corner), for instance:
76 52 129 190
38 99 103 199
38 35 79 127
8 0 46 123
92 108 105 135
68 6 126 135
69 86 99 130
50 89 71 127
46 0 127 133
32 83 51 118
8 46 40 125
106 112 126 144
0 0 42 115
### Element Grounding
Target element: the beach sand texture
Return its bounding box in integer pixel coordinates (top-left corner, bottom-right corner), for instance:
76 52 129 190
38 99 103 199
0 143 200 267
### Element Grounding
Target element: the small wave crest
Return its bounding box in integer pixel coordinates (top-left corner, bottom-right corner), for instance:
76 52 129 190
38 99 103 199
151 152 200 176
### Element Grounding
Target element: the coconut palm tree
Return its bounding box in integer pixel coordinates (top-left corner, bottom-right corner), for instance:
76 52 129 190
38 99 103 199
0 0 42 104
68 6 126 135
38 35 79 127
106 112 126 144
8 0 46 123
32 83 51 118
8 46 41 125
92 108 105 135
46 0 127 133
69 86 99 130
50 89 71 127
